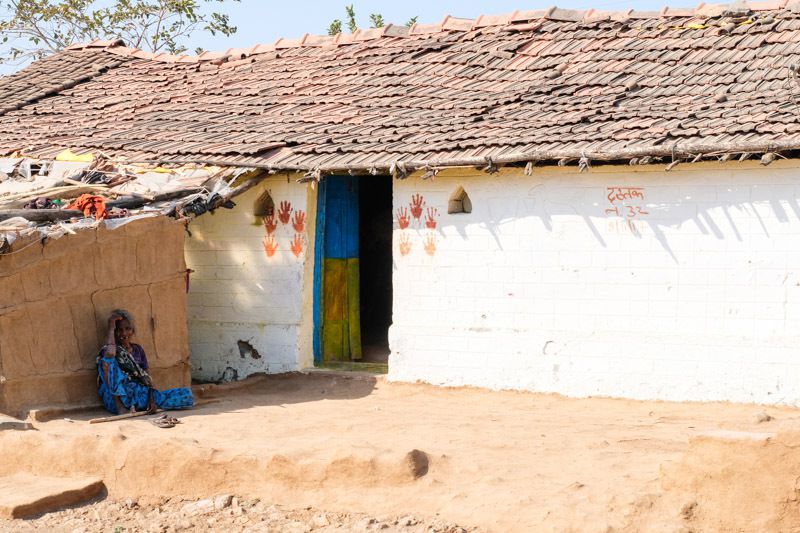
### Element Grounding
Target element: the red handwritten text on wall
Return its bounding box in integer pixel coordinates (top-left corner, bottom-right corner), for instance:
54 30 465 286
604 187 649 218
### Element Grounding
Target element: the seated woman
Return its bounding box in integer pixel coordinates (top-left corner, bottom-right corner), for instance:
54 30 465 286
97 310 193 415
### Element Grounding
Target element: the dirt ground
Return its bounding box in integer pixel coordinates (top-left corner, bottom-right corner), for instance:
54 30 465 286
2 372 800 532
1 496 477 532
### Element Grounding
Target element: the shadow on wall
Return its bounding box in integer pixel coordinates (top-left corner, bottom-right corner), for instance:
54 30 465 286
419 168 800 264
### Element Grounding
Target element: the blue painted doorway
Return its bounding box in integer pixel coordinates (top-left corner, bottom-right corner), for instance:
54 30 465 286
313 175 393 367
313 175 362 363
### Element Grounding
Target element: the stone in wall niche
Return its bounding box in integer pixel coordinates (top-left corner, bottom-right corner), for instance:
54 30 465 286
237 340 261 359
253 189 275 226
448 186 472 214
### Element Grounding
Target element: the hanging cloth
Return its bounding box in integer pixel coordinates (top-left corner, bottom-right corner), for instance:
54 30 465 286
67 193 107 220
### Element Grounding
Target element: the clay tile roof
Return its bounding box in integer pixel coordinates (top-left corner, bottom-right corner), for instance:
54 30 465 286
547 7 588 21
695 2 729 16
275 35 307 49
474 12 515 27
382 24 411 38
511 9 549 22
662 7 696 16
302 34 335 47
409 22 444 35
442 16 475 31
2 2 800 172
251 43 276 54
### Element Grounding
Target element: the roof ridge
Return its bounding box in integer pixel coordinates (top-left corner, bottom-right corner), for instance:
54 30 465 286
64 0 791 64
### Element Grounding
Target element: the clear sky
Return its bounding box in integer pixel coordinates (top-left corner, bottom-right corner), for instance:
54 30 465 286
196 0 669 52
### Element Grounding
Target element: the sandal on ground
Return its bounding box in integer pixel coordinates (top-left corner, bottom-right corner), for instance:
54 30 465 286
150 413 176 428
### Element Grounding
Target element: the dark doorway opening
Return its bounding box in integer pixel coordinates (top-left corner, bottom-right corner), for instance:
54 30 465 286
358 176 393 364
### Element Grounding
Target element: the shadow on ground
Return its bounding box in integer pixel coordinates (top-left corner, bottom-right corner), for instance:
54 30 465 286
50 371 378 423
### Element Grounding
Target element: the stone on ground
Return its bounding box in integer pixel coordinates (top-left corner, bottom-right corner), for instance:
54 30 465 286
0 474 104 518
0 415 33 432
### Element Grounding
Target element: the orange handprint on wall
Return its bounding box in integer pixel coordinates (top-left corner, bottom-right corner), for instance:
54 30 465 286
396 207 410 229
290 234 304 257
410 194 425 220
262 235 278 258
399 234 412 256
278 201 292 225
262 214 277 235
424 234 436 256
292 210 306 232
425 207 438 229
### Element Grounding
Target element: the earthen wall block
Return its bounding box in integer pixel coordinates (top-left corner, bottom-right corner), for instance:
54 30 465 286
0 308 35 379
42 229 96 260
25 298 80 375
49 247 98 295
0 235 42 277
149 276 189 367
21 259 53 302
93 237 137 288
0 216 190 415
68 295 102 370
0 271 25 310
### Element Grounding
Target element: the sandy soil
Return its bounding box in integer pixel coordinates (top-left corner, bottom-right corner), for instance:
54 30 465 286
2 372 800 532
1 496 477 532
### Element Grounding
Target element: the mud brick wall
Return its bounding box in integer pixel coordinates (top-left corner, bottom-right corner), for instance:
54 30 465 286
0 216 190 417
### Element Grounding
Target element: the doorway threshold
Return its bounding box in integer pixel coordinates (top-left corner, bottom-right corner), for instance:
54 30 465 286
315 361 388 374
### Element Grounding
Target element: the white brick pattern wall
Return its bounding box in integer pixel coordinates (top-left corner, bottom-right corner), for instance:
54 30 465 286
184 177 311 381
389 164 800 405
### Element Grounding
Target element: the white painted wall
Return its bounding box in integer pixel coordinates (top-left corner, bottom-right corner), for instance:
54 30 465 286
184 176 315 382
389 162 800 405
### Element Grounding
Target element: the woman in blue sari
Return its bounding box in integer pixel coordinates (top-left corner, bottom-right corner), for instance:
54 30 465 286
97 310 193 415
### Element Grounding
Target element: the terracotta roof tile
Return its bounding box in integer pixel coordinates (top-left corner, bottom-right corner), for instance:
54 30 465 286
1 2 800 170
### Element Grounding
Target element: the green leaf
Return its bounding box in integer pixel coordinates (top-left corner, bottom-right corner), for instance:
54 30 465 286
0 0 240 63
327 19 342 36
369 13 384 29
345 4 357 33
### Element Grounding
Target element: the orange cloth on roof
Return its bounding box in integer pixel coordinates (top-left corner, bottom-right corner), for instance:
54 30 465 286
67 193 107 220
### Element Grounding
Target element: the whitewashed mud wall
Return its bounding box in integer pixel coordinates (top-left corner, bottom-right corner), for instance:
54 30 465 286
185 177 315 382
389 162 800 405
